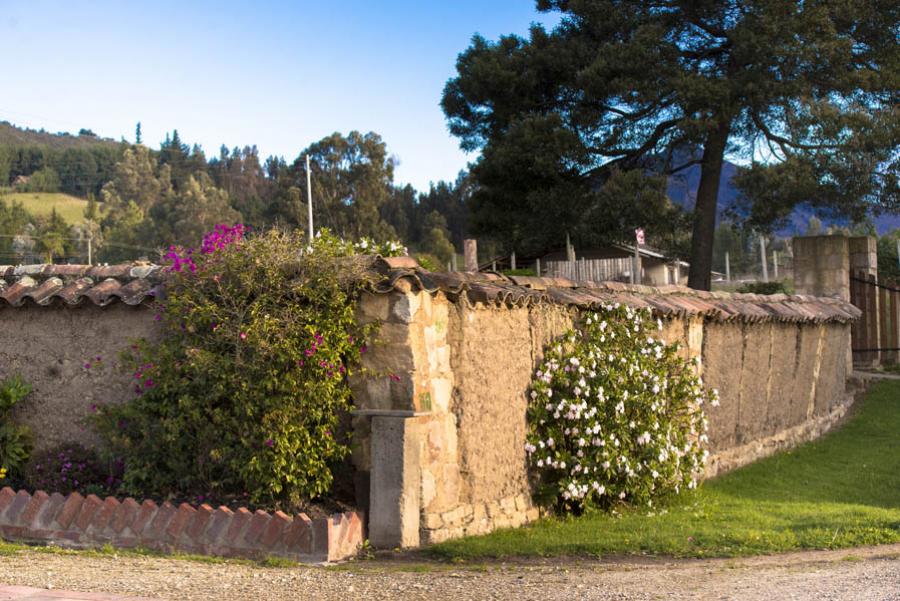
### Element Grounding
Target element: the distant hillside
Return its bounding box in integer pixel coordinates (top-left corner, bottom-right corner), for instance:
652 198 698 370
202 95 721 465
665 158 900 236
0 192 99 225
0 121 121 151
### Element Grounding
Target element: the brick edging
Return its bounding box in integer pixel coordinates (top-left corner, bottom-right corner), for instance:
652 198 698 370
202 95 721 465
0 488 363 563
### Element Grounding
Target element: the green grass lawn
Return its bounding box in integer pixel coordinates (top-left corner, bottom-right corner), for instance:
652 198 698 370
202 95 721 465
432 380 900 560
0 192 99 225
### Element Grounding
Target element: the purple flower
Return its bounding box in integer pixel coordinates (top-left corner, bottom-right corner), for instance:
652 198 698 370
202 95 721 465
264 439 274 447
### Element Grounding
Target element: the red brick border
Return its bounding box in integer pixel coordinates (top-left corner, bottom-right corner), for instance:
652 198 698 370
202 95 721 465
0 488 363 563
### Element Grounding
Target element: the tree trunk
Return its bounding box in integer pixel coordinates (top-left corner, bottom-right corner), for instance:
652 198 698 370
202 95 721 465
687 118 731 290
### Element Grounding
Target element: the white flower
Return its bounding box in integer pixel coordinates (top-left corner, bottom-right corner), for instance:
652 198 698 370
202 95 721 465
619 491 626 499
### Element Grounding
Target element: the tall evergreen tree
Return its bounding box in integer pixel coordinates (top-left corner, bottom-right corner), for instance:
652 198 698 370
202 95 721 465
135 122 142 145
443 0 899 289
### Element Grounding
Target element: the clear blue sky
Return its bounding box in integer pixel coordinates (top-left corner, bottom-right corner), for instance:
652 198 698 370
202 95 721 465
0 0 558 191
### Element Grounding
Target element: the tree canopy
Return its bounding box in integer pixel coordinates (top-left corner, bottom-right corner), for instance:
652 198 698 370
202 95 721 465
442 0 899 288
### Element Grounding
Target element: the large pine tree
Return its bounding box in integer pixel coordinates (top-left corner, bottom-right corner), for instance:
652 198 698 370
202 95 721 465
442 0 899 289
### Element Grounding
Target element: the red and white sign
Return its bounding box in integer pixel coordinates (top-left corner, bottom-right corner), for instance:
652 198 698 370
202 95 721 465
635 228 645 246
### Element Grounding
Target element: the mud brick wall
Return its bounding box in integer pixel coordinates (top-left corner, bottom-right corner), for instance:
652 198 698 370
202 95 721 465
353 264 860 548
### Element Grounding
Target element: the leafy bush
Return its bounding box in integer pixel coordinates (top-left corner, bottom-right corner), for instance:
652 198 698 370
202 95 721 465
526 305 717 512
94 226 402 509
23 443 113 495
0 375 32 479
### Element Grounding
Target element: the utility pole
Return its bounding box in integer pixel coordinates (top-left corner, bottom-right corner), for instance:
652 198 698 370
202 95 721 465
306 155 314 240
760 234 769 282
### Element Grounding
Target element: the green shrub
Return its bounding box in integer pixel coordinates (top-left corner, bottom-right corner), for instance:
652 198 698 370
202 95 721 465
23 443 114 495
94 227 402 509
0 375 32 479
526 305 716 512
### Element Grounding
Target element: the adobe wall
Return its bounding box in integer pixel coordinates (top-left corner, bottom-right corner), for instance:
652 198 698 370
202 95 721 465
0 303 159 451
352 283 858 548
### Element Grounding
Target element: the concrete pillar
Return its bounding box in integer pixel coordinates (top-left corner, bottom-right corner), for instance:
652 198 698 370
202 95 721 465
849 236 878 278
793 235 855 372
463 239 478 272
369 416 423 548
792 235 850 301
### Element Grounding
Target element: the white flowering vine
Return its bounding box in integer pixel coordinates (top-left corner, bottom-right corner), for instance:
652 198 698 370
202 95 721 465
526 304 717 512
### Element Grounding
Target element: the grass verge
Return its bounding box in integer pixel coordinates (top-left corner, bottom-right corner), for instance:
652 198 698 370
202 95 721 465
431 380 900 560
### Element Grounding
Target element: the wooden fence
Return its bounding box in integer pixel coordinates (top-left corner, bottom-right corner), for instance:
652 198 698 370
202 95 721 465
849 271 900 365
543 258 636 283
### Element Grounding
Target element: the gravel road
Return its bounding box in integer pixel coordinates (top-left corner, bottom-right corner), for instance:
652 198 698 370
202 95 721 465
0 544 897 600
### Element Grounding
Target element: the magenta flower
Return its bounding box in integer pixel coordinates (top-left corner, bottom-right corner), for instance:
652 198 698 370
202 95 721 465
240 332 247 340
264 439 274 447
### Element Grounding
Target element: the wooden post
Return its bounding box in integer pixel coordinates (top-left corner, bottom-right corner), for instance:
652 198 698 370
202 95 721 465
535 258 541 277
773 250 779 279
463 239 478 272
451 253 458 272
760 235 769 282
492 260 497 272
725 251 731 282
510 252 516 271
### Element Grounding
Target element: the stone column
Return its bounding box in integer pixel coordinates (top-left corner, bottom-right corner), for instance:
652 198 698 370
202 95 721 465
464 239 478 272
792 235 856 371
792 235 850 301
849 236 878 278
368 416 423 548
351 280 458 549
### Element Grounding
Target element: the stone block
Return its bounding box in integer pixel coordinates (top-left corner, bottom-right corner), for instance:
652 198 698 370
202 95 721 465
357 292 390 322
429 377 453 413
422 512 443 530
369 416 423 549
391 292 422 324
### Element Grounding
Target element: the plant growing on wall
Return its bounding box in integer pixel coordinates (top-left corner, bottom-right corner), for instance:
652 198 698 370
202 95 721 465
94 225 404 509
0 375 33 479
526 305 717 512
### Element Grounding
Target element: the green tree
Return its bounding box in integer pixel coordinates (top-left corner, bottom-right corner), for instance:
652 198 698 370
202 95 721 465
36 208 72 262
296 132 398 241
23 167 60 193
419 210 456 265
135 122 142 145
442 1 899 289
147 172 241 246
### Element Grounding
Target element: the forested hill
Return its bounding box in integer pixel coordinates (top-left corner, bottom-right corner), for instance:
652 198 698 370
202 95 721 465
0 121 121 150
0 121 469 267
666 158 900 236
0 121 126 197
